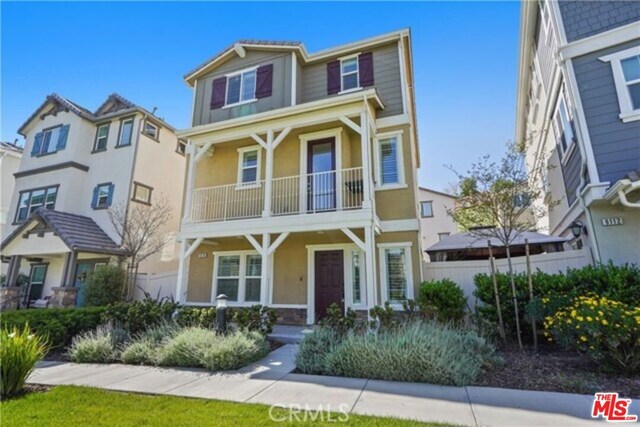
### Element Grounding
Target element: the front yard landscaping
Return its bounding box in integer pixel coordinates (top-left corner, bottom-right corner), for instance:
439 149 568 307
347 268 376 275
1 385 450 426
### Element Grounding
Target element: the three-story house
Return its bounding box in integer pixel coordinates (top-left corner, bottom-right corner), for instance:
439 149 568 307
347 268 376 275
176 30 422 324
1 93 185 307
516 1 640 265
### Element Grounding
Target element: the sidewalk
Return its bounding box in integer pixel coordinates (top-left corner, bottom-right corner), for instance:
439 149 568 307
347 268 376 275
28 344 606 426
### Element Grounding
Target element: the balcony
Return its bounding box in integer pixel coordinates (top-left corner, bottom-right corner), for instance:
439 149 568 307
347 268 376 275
190 167 364 223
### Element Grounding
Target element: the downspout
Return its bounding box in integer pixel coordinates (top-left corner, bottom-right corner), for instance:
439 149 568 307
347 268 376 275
576 158 602 263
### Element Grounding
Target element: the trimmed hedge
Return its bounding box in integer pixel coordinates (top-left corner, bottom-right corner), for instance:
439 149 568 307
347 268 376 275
418 279 467 323
1 307 106 348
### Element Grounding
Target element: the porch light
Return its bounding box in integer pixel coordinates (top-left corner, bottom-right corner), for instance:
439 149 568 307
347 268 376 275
216 294 228 308
570 221 585 238
216 294 228 334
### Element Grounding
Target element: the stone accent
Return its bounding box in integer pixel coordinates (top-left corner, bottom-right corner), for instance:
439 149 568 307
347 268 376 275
0 287 21 310
50 287 77 308
274 308 307 326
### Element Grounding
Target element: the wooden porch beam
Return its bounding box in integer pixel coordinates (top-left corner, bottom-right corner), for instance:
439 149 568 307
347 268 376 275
268 232 290 255
272 127 292 149
195 141 214 162
341 228 365 251
339 116 361 134
244 234 264 254
183 237 204 260
250 133 268 149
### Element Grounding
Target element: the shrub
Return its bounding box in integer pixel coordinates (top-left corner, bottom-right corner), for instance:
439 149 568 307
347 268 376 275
0 324 48 397
67 325 127 363
232 305 278 335
295 327 340 375
121 322 179 365
544 296 640 374
103 297 180 335
175 307 216 328
318 304 357 335
418 279 467 323
369 302 396 331
325 321 500 386
84 265 126 307
1 307 106 348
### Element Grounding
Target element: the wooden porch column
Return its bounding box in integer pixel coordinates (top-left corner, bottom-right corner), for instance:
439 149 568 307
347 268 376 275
6 255 22 287
175 240 187 303
182 141 197 223
64 252 78 287
360 111 373 209
364 225 377 310
263 130 274 218
259 233 271 305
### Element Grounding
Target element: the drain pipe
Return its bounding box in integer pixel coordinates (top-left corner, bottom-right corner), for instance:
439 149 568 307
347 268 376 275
576 159 601 263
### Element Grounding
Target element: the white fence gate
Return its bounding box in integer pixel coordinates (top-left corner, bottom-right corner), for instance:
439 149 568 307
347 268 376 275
133 271 178 301
422 249 593 306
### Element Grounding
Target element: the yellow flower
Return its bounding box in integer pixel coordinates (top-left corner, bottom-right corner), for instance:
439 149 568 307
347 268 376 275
601 319 608 326
571 310 577 317
580 336 588 342
586 316 593 322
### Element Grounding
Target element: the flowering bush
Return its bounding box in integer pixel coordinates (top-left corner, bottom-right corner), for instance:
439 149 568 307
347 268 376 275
0 325 48 397
544 296 640 374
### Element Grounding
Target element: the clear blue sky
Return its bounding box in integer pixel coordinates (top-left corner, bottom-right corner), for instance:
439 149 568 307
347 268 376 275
1 1 520 192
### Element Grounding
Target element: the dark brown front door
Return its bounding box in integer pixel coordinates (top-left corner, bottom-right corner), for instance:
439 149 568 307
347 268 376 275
314 250 344 321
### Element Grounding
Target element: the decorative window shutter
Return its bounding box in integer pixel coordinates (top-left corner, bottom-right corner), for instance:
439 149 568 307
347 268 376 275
358 52 374 87
107 184 115 206
91 186 99 209
255 64 273 99
210 77 227 109
327 60 341 95
31 132 44 156
57 124 70 151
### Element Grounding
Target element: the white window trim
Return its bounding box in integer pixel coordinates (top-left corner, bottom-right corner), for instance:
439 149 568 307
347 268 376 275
142 121 159 139
377 242 414 310
339 53 362 95
552 93 576 165
599 46 640 123
298 128 343 211
118 118 134 146
211 250 262 306
420 201 433 218
373 130 406 191
236 145 262 189
223 66 258 109
94 124 109 151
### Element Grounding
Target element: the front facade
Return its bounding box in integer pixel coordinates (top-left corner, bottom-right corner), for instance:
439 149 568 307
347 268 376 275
1 94 185 307
0 142 23 275
516 1 640 265
418 187 458 261
177 30 422 324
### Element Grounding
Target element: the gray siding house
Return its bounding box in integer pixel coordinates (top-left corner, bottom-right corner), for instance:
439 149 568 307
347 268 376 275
515 1 640 265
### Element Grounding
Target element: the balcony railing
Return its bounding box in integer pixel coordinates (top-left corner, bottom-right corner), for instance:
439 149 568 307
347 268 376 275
190 167 364 223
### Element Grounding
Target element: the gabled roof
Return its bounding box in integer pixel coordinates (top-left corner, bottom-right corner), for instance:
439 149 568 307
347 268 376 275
419 187 458 199
18 93 175 136
184 29 410 86
1 208 128 255
0 141 23 154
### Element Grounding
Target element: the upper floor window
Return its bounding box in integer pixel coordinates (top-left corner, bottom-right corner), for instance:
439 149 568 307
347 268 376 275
375 132 405 189
600 47 640 123
552 95 575 160
31 125 69 157
341 57 359 92
237 146 261 186
420 201 433 218
142 121 159 140
327 52 374 95
176 139 187 155
132 182 152 205
117 118 134 147
91 183 114 210
14 186 58 223
93 123 109 152
226 68 257 107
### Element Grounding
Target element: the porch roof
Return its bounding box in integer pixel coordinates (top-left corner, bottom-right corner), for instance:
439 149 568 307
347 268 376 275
1 208 128 256
425 230 567 253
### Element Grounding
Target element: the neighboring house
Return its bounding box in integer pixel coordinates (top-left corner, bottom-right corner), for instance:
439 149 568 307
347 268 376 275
0 142 23 275
176 29 422 325
0 93 185 307
516 1 640 265
418 187 458 261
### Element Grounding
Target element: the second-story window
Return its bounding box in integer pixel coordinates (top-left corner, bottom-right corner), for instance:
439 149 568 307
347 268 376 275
341 57 359 92
117 118 134 147
142 121 159 140
237 146 261 186
132 182 152 205
226 68 257 107
93 123 109 152
91 183 114 209
552 96 575 158
420 201 433 218
14 186 58 223
375 132 405 189
599 47 640 122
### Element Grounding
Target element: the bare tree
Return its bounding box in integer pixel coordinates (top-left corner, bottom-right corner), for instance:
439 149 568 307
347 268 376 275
446 141 552 350
108 194 173 300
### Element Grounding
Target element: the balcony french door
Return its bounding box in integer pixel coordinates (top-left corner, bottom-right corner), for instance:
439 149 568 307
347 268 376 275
307 138 336 212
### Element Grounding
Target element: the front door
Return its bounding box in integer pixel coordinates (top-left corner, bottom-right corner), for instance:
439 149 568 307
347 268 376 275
24 264 47 306
307 138 336 212
314 250 344 321
74 262 95 307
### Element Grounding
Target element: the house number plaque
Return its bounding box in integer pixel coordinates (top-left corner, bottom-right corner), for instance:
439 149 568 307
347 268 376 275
601 217 624 227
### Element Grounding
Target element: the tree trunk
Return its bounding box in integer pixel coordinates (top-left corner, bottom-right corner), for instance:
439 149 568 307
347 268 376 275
525 239 537 351
488 241 506 343
506 245 523 351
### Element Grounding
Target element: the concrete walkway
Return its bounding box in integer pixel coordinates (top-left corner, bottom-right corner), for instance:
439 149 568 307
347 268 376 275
28 344 607 426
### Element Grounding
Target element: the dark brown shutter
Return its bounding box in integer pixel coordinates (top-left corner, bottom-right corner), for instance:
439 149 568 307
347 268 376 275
359 52 374 87
255 64 273 99
210 77 227 109
327 60 341 95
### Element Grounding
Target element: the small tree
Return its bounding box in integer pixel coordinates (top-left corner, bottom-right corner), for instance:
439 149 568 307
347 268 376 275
447 141 550 350
108 194 172 300
84 265 126 307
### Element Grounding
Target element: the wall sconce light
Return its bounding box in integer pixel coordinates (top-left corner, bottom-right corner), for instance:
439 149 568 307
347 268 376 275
570 221 587 238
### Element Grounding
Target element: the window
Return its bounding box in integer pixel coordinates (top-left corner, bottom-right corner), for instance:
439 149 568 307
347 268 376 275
600 47 640 122
117 118 134 146
142 121 159 140
93 124 109 152
92 183 114 209
552 96 575 158
420 201 433 218
14 186 58 223
237 146 261 186
438 232 450 241
31 125 69 157
225 68 257 107
351 251 361 305
375 132 405 188
132 182 152 205
41 126 61 155
26 264 48 302
340 56 359 92
176 139 187 155
214 252 262 304
378 243 413 307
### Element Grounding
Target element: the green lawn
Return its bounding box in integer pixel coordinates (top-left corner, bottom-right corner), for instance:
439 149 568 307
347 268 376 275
1 386 451 426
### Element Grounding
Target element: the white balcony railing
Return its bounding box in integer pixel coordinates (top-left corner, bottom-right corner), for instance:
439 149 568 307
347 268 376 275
190 167 364 223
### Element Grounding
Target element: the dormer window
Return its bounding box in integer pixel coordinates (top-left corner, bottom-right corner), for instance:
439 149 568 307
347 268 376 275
210 64 272 110
341 57 359 92
225 68 257 107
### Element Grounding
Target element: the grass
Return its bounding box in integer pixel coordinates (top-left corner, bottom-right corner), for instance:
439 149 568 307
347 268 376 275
1 385 452 426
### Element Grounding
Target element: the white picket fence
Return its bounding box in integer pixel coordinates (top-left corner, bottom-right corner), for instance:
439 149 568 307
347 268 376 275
422 249 593 306
133 271 178 301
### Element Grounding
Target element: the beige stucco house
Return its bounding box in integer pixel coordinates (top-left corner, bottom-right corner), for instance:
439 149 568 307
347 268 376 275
418 187 458 261
0 142 23 275
1 94 185 307
176 29 422 324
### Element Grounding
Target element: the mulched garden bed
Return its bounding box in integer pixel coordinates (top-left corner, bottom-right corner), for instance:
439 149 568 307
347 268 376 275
476 344 640 398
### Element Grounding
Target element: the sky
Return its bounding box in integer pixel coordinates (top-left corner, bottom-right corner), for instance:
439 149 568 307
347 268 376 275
1 1 520 192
